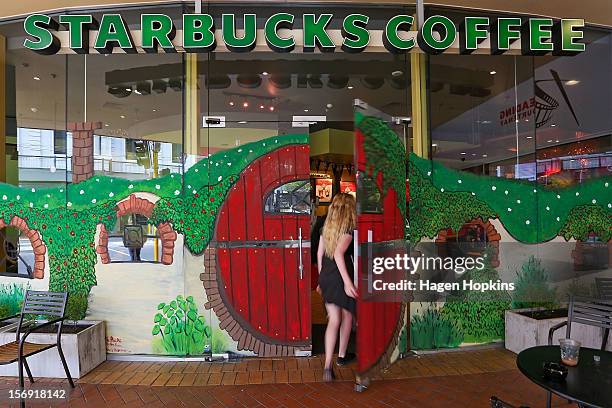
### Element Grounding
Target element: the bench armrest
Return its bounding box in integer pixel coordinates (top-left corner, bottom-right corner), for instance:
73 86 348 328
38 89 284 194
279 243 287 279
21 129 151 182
548 321 568 345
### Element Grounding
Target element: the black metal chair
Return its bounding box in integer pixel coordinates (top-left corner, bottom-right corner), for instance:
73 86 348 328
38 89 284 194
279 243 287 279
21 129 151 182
546 295 612 407
490 396 530 408
0 290 74 390
596 277 612 301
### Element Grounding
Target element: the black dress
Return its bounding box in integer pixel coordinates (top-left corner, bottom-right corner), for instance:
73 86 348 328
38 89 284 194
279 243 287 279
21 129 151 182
318 232 356 315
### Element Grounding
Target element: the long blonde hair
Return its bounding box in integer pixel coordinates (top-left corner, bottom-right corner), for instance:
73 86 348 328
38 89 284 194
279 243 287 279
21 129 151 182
322 193 356 258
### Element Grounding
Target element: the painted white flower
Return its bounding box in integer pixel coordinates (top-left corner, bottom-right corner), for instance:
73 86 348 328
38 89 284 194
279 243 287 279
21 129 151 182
91 199 97 204
546 206 550 211
457 179 462 184
557 194 561 199
31 188 36 193
155 184 160 190
440 188 444 192
608 203 611 208
427 171 431 176
262 143 266 146
249 150 253 153
128 184 134 189
504 190 508 195
67 202 72 207
533 189 537 193
507 208 512 212
575 192 580 196
215 163 219 167
592 199 597 204
29 202 33 208
227 162 232 166
96 178 99 182
194 169 199 173
43 204 49 209
16 195 20 200
516 199 521 204
471 192 476 196
109 192 114 198
605 182 609 187
218 176 223 182
491 186 496 191
1 195 5 200
171 175 175 178
59 189 64 193
556 217 560 221
192 190 197 194
274 139 278 143
525 220 530 225
79 190 84 195
238 149 242 152
46 194 51 198
174 190 180 196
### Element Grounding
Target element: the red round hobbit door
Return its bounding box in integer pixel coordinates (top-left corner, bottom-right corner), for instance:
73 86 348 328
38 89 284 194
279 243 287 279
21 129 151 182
202 144 311 357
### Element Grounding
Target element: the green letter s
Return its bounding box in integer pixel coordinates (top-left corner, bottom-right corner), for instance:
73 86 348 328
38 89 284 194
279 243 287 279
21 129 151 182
342 14 369 53
24 14 60 55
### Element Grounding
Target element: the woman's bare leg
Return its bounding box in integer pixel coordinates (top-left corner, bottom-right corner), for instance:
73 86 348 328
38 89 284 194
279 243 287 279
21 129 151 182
338 308 353 358
324 303 341 370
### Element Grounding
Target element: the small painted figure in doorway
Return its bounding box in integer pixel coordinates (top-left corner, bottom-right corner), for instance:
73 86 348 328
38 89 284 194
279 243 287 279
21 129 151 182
317 193 358 381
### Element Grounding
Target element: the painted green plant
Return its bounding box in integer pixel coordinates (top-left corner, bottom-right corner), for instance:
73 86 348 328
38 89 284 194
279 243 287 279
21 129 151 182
410 307 464 350
151 294 231 356
0 283 27 319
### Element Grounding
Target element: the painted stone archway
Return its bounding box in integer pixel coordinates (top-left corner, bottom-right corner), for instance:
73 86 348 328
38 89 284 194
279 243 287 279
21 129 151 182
0 216 46 279
96 194 177 265
435 218 501 268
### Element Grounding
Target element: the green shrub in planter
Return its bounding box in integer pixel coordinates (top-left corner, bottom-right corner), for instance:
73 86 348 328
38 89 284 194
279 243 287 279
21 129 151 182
65 292 88 320
152 295 213 356
0 283 27 318
512 256 558 310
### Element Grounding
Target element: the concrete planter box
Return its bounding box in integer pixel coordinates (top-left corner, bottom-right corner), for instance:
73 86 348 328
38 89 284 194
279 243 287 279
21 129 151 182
0 320 106 379
505 308 612 354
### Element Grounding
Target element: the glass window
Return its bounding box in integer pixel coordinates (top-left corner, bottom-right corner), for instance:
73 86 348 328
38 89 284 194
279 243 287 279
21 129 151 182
265 180 310 214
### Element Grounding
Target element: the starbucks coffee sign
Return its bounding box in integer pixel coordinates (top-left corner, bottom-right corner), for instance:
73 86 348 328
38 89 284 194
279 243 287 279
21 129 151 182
23 13 585 55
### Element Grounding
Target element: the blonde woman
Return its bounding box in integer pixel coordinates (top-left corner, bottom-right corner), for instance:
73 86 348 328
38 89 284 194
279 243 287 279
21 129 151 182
317 193 358 381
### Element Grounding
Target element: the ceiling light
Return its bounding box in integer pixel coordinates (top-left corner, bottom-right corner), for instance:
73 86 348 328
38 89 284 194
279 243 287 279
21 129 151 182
269 106 275 111
33 76 40 81
238 120 247 124
348 86 354 90
490 70 497 75
124 87 131 92
134 90 142 95
30 107 38 113
551 124 556 127
471 153 476 156
482 154 488 157
566 80 580 85
262 71 269 76
242 102 249 108
260 105 265 109
229 101 235 106
432 143 438 147
391 70 403 77
120 115 126 119
152 109 157 112
460 152 467 155
304 109 309 112
104 123 109 127
547 139 553 143
555 139 560 143
526 136 533 139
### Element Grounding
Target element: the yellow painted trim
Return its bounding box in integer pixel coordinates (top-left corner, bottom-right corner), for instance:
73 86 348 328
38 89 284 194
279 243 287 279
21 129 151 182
410 51 429 159
184 53 198 156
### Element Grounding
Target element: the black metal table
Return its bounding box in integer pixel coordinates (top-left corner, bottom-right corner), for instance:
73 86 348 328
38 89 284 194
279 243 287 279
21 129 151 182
516 345 612 408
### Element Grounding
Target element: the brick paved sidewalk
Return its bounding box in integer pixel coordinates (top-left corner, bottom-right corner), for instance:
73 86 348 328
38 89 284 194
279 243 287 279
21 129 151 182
0 369 574 407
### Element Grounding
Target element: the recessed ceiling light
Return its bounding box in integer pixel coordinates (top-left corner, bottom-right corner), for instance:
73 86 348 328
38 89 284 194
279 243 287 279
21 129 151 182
460 152 467 155
304 109 309 112
526 136 533 139
482 154 488 157
471 153 476 156
269 106 275 111
124 87 131 92
260 105 265 109
134 90 142 95
152 109 157 112
566 80 580 85
104 123 109 127
391 70 403 77
348 86 354 90
229 101 235 106
551 124 556 127
555 139 560 143
262 71 269 76
120 115 126 119
30 107 38 113
238 120 247 124
490 70 497 75
432 143 438 147
33 76 40 81
242 102 249 108
547 139 553 143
